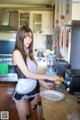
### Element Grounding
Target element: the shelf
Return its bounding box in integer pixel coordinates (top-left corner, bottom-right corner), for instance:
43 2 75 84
19 13 30 27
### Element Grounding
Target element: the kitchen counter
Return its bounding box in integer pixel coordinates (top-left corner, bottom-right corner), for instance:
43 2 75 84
0 73 18 82
40 87 80 120
38 61 80 120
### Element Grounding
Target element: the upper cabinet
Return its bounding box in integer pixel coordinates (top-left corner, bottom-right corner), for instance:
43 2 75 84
18 10 53 35
18 11 30 27
9 11 18 29
0 11 18 30
42 11 53 35
31 11 53 35
32 13 42 33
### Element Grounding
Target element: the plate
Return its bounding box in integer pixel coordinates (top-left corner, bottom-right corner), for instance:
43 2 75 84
40 90 65 101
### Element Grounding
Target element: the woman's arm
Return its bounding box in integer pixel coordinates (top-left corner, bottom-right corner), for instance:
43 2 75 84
12 50 59 81
39 80 54 89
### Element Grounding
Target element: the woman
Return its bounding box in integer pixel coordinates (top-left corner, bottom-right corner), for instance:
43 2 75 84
12 26 59 120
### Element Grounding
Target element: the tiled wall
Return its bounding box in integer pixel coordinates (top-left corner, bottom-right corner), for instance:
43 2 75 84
33 33 46 56
0 32 16 41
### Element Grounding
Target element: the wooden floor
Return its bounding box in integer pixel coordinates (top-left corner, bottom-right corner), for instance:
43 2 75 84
0 83 19 120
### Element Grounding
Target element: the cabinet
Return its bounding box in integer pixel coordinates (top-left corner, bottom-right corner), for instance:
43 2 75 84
31 11 53 35
18 11 30 27
18 10 53 35
42 11 53 35
32 13 42 33
9 11 18 29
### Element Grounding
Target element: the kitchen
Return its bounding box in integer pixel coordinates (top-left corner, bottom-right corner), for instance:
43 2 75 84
0 0 80 120
0 2 54 81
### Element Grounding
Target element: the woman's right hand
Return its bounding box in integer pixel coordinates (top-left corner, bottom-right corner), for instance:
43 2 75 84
39 80 54 89
42 81 54 89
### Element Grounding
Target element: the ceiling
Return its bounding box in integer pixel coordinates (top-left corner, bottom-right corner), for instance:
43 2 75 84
0 0 55 9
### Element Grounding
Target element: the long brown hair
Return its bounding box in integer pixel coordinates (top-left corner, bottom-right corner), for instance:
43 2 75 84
13 26 34 63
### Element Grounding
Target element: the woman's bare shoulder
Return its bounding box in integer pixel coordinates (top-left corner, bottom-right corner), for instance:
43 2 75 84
12 50 22 63
13 49 20 54
13 50 21 57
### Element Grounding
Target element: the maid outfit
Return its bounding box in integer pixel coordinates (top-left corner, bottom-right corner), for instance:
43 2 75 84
13 56 40 102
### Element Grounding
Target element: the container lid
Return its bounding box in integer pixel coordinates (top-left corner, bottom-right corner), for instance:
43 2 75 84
40 90 65 101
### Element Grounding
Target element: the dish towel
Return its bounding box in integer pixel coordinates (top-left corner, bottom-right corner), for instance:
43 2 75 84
0 63 8 74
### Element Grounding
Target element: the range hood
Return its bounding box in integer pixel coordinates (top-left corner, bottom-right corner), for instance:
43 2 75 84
0 11 17 32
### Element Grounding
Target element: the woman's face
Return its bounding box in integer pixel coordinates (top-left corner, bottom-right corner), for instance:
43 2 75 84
24 32 32 48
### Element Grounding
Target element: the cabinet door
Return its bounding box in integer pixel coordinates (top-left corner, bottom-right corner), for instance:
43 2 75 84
9 11 18 29
33 14 42 33
30 11 42 33
19 13 30 27
18 11 30 27
31 11 53 35
42 11 53 35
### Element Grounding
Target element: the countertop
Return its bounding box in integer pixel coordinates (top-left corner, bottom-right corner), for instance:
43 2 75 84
40 63 80 120
0 73 18 82
40 87 80 120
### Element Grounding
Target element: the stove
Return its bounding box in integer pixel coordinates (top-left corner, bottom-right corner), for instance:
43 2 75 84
0 54 12 65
